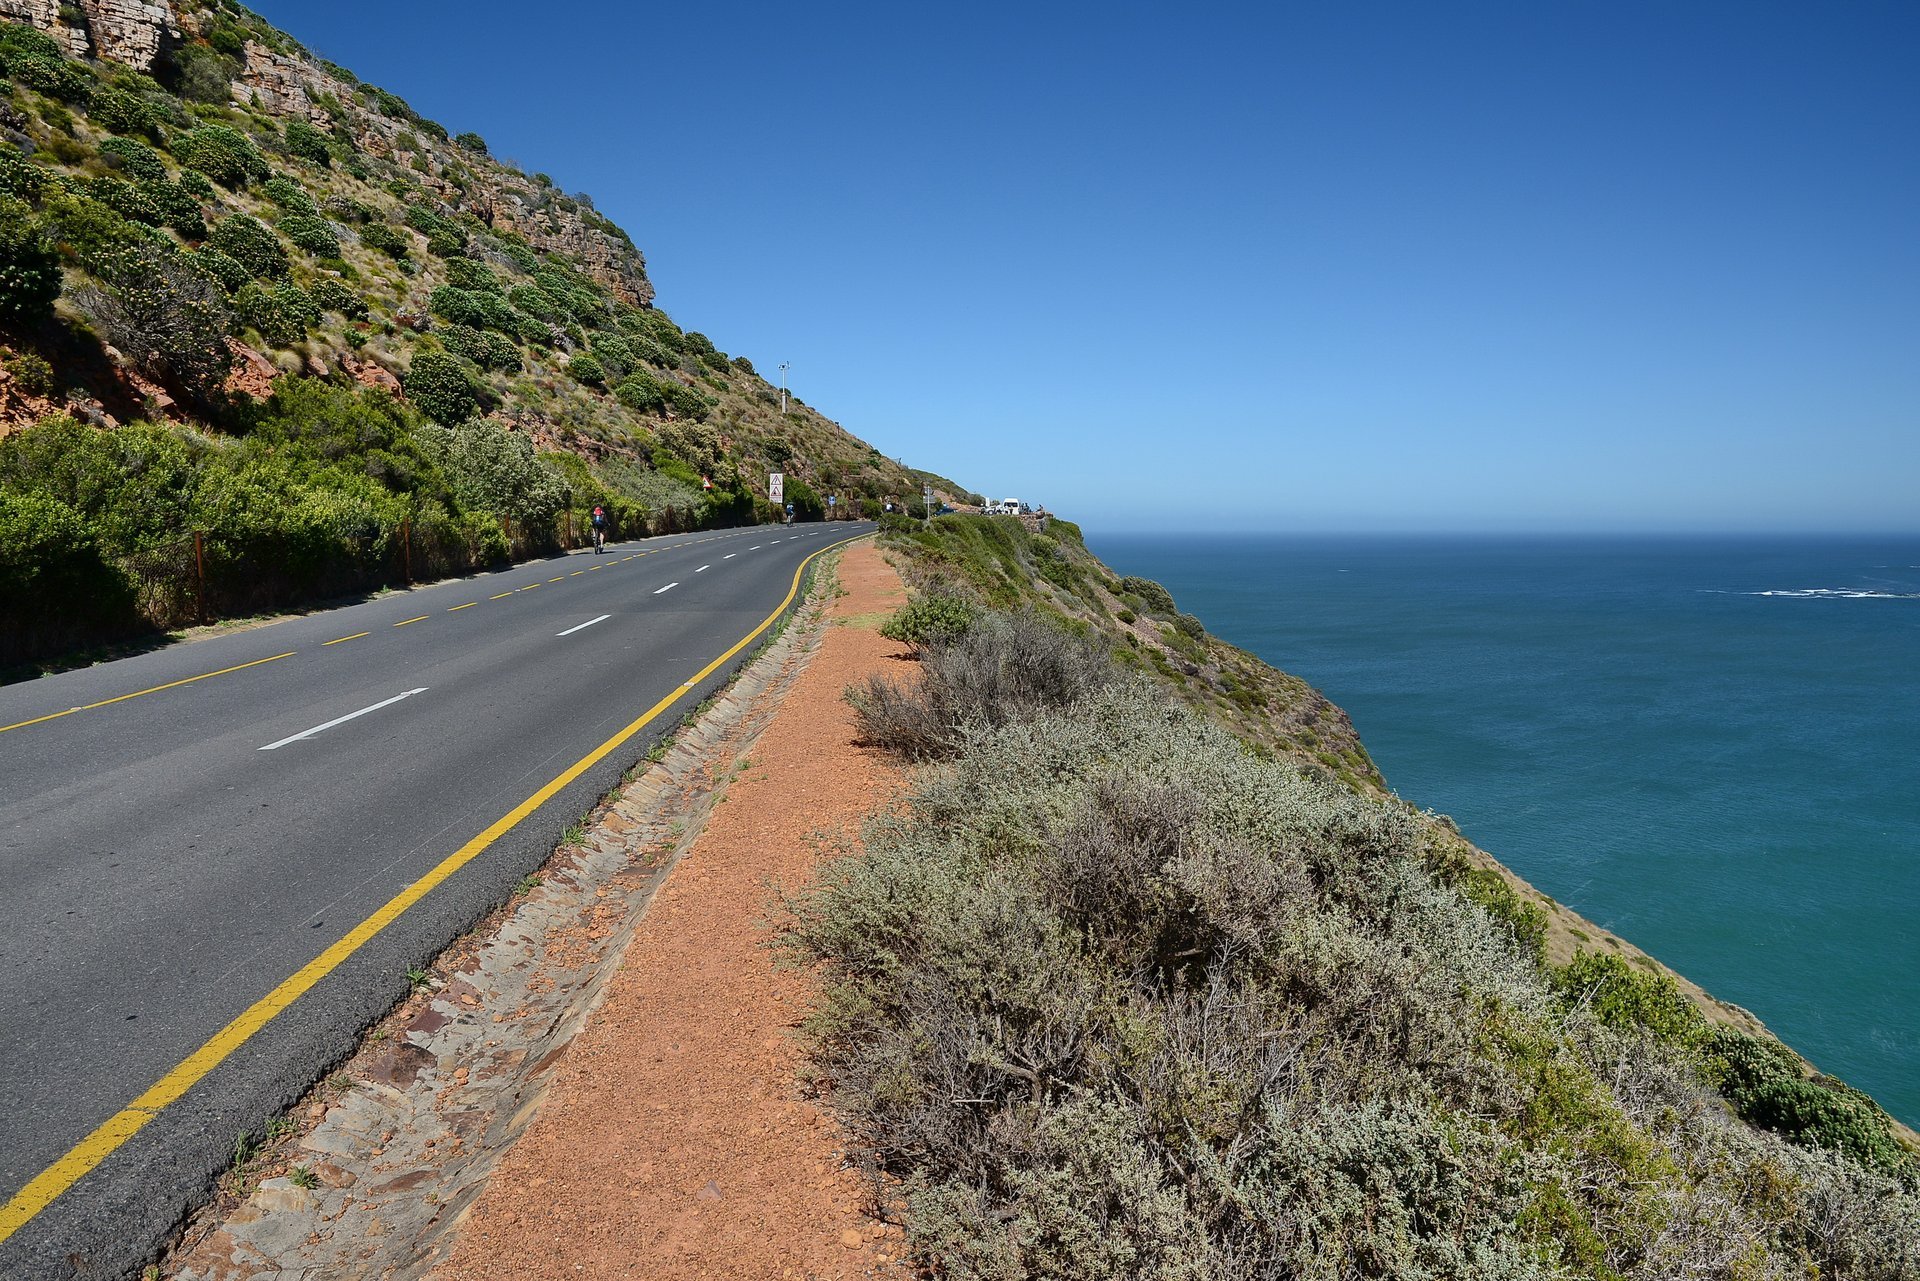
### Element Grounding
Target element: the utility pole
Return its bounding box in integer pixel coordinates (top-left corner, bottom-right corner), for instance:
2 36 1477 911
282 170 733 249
778 361 791 414
923 482 933 523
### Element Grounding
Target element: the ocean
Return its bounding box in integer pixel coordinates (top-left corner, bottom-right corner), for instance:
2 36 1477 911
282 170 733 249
1089 533 1919 1126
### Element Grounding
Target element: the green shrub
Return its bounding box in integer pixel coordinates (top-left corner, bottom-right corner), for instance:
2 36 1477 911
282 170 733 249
236 281 318 347
493 237 538 273
85 177 166 229
0 152 51 202
1703 1027 1913 1176
664 380 712 421
206 20 247 58
0 415 199 555
424 227 464 258
283 119 332 166
9 48 92 104
879 593 979 652
0 489 141 660
415 417 565 529
401 205 447 237
442 323 519 373
262 175 318 215
39 188 165 272
136 180 206 239
173 124 269 188
1117 575 1178 616
443 258 499 294
626 334 668 367
98 136 169 181
191 246 249 293
171 42 232 101
87 86 161 137
175 167 216 201
70 242 233 397
359 221 410 259
589 333 633 379
561 288 609 327
403 351 487 424
472 292 518 332
507 283 560 322
1441 861 1548 964
512 312 549 346
3 349 54 396
0 23 65 66
207 213 288 279
614 370 666 414
1553 951 1704 1046
453 131 486 153
276 211 338 257
308 277 366 318
565 352 605 387
428 285 488 329
619 307 682 351
0 196 63 324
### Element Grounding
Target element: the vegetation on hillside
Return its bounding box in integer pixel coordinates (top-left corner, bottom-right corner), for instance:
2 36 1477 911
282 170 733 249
873 512 1381 788
0 8 930 668
788 577 1920 1279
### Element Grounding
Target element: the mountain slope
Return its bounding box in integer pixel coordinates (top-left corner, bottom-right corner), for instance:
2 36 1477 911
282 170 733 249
0 0 948 667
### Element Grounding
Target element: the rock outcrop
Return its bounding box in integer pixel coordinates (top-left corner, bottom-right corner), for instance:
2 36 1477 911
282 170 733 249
0 0 178 68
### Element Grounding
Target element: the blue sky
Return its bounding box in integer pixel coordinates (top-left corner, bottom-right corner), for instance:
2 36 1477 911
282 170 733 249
246 2 1918 533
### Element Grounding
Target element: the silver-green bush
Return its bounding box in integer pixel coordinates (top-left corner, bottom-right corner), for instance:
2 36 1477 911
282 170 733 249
789 621 1919 1279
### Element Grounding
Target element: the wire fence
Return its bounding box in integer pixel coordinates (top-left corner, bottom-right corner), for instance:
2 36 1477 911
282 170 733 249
109 513 557 632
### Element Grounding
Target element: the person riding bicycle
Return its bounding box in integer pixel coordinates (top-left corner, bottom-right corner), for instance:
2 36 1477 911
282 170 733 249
590 504 607 552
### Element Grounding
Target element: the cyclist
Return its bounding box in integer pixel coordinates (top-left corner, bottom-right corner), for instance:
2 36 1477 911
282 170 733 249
590 504 607 553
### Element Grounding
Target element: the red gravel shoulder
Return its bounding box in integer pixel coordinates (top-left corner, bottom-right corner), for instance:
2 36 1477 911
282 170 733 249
431 540 913 1281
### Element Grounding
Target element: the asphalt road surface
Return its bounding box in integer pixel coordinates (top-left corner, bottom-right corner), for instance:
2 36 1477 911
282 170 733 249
0 521 871 1278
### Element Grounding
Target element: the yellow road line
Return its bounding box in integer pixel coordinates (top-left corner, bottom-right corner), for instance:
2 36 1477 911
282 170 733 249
489 591 514 600
0 652 297 736
570 571 583 577
548 576 565 583
0 531 866 1246
448 603 477 612
393 616 429 628
322 632 369 646
521 583 540 591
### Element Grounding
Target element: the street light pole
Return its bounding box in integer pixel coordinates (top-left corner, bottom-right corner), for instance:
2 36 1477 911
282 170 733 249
778 361 791 414
923 482 933 523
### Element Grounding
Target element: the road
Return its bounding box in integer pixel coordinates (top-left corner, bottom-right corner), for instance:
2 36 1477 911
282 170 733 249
0 521 870 1278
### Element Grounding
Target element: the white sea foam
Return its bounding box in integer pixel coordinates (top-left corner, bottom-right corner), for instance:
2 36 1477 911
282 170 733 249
1747 588 1920 599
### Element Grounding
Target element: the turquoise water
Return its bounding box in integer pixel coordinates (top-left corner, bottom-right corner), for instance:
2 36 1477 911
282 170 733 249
1090 534 1919 1125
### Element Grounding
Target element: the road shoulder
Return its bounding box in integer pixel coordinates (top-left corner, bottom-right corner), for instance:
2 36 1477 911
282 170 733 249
166 539 914 1280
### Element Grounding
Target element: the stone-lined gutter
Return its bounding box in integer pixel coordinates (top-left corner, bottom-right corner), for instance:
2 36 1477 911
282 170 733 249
162 546 851 1280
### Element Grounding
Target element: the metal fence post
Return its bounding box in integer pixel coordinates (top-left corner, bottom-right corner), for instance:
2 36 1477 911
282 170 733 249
192 530 206 624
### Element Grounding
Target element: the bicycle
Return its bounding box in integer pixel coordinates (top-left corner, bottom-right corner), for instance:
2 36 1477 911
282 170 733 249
592 524 606 554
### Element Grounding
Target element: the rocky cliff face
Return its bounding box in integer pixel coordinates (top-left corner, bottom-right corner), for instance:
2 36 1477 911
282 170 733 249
0 0 653 305
0 0 179 78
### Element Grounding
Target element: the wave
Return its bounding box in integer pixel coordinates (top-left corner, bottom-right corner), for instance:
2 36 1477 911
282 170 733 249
1747 588 1920 600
